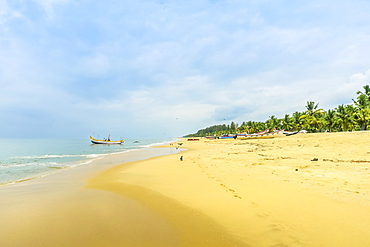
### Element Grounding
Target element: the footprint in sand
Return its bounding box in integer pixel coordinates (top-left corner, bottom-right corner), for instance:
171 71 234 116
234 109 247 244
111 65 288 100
219 184 241 199
258 212 271 218
268 223 287 232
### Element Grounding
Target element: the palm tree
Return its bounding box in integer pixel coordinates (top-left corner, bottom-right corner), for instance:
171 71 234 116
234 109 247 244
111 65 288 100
323 109 338 132
281 114 294 131
238 124 248 133
245 121 265 133
353 93 370 130
300 101 326 132
357 85 370 100
291 111 304 131
335 104 357 131
266 115 281 131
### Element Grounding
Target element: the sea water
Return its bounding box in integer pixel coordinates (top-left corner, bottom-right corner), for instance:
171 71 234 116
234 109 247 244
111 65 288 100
0 138 175 185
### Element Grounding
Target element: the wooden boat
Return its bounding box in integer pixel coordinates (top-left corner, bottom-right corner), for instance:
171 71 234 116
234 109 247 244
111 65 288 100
205 136 217 139
90 136 124 144
237 129 270 137
284 131 299 136
219 134 237 139
236 130 284 140
283 130 307 136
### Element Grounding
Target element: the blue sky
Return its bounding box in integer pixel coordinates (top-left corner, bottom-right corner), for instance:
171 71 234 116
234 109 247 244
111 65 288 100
1 0 370 139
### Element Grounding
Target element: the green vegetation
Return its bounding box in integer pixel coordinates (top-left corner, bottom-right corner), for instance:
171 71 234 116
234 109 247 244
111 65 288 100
185 85 370 137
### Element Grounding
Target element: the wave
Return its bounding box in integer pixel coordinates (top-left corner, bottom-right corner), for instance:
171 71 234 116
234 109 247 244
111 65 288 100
0 138 175 186
0 161 60 168
11 153 102 160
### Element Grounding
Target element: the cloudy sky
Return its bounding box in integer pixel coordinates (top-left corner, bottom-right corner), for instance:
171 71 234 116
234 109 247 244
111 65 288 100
1 0 370 139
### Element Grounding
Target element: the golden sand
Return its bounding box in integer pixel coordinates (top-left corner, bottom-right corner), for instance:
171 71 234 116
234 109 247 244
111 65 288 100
1 132 370 246
88 132 370 246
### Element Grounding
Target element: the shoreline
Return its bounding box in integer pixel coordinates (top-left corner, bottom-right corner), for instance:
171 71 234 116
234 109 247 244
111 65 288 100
0 140 178 187
1 132 370 246
0 138 177 187
0 145 183 191
0 146 184 247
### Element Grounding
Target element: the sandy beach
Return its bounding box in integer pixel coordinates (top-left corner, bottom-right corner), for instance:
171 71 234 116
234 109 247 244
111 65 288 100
1 132 370 246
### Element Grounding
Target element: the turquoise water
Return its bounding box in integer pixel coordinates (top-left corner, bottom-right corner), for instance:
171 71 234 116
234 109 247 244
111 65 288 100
0 138 175 185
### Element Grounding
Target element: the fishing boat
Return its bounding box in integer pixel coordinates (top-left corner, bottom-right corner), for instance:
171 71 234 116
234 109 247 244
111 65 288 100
219 134 237 139
90 136 124 144
205 136 217 139
237 129 270 138
236 129 284 140
283 130 307 136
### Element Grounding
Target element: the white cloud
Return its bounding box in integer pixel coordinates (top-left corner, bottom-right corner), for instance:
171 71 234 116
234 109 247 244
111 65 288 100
349 70 370 84
2 0 370 138
77 53 112 76
117 76 216 121
32 0 71 21
0 0 24 25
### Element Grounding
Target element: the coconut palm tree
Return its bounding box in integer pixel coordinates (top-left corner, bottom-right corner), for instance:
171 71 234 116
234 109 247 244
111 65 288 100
245 121 265 133
300 101 326 132
323 109 338 132
353 93 370 130
237 124 248 133
291 111 304 131
281 114 294 131
266 115 280 130
335 104 357 131
357 85 370 100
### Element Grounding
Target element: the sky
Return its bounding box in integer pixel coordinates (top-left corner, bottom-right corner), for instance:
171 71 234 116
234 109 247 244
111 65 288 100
1 0 370 139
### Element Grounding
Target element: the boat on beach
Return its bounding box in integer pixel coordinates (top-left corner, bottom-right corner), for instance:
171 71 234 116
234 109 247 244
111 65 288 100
90 136 124 144
283 130 307 136
237 129 270 137
219 134 237 139
205 136 217 139
236 129 284 139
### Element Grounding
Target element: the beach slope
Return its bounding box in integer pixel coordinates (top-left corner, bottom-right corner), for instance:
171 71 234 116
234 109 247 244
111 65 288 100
89 132 370 246
1 132 370 246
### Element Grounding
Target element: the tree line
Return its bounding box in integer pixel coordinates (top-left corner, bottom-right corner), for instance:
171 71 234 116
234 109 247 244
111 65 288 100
185 85 370 137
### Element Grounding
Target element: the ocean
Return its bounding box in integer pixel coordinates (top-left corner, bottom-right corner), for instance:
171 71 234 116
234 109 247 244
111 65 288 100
0 137 176 185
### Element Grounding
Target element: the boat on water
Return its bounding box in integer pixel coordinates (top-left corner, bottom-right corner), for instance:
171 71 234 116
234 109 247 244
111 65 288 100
90 136 124 144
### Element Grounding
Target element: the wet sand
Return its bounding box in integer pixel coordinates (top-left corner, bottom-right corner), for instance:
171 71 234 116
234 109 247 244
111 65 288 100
0 147 183 246
1 132 370 246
